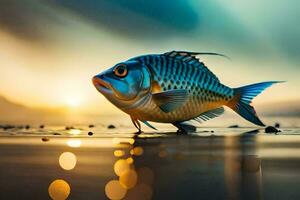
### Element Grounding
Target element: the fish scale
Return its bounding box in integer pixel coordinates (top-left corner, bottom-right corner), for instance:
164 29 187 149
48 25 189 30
132 54 233 122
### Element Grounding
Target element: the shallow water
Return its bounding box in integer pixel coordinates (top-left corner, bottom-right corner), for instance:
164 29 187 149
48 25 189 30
0 125 300 200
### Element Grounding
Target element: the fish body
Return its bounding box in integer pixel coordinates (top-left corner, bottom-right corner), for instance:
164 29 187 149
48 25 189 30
123 53 232 123
92 51 280 132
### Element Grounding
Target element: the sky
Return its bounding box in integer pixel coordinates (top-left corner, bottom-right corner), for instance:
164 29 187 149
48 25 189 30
0 0 299 116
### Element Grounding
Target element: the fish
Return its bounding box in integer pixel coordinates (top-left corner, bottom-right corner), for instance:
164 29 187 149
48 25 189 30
92 51 281 133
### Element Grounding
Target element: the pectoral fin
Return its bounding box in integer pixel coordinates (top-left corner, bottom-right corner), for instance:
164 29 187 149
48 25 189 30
152 89 188 113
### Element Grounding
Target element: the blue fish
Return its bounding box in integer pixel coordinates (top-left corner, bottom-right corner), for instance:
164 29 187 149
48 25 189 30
92 51 281 133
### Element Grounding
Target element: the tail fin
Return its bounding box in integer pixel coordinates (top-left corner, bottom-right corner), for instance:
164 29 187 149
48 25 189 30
227 81 282 126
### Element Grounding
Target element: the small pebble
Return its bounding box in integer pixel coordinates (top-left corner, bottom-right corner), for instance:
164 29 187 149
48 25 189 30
228 125 239 128
265 126 281 133
107 124 116 129
2 125 15 130
53 132 61 135
41 137 49 142
65 126 75 130
25 125 30 129
88 124 95 128
40 125 45 129
88 131 93 136
275 123 280 128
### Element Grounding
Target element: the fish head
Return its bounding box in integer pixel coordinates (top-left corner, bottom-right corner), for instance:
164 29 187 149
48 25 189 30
92 59 151 108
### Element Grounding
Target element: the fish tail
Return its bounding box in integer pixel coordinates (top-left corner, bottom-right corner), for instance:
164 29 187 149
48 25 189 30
226 81 283 126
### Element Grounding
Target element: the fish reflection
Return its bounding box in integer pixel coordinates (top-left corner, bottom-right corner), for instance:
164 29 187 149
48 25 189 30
105 138 154 200
48 179 71 200
59 152 77 170
224 131 262 200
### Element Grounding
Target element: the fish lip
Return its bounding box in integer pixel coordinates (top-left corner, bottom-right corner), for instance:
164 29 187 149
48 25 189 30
92 76 112 93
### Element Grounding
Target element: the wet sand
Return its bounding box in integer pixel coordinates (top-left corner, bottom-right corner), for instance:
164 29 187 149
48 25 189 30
0 127 300 200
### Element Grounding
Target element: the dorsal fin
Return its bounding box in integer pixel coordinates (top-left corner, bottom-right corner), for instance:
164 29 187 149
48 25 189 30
164 50 228 82
164 51 230 60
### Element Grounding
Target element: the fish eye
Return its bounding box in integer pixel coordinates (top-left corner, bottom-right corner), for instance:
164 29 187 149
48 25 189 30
113 64 128 78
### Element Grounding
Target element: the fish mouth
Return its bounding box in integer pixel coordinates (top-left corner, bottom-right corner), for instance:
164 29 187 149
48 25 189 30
92 76 112 94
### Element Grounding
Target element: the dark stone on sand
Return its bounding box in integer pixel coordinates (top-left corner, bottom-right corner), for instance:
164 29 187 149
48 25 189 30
41 137 49 142
25 125 30 129
265 126 281 133
88 124 95 128
53 132 61 135
228 125 240 128
65 126 75 130
275 123 280 128
88 131 93 136
1 125 15 130
107 124 116 129
39 125 45 129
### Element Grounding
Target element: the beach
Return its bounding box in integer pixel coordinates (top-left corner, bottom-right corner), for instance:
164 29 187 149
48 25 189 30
0 124 300 200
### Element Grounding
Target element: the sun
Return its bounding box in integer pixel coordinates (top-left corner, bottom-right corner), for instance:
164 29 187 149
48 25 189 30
65 96 81 107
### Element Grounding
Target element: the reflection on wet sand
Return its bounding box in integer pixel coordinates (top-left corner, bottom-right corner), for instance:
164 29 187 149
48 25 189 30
49 139 80 199
66 139 82 148
224 134 262 200
0 127 299 200
105 138 154 200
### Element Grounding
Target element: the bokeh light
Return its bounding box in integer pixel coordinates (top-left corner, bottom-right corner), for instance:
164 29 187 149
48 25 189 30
48 179 70 200
130 147 143 156
59 152 77 170
114 159 130 176
126 157 134 164
114 150 125 157
119 169 138 189
105 180 127 200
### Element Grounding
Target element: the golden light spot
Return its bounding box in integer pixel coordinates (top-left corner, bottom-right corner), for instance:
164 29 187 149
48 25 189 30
114 150 125 157
48 179 70 200
124 183 153 200
105 180 127 200
114 159 130 176
69 129 81 135
119 169 138 189
112 138 135 145
59 152 77 170
65 95 81 107
130 147 143 156
158 150 168 158
67 139 82 148
126 157 134 164
137 167 154 185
